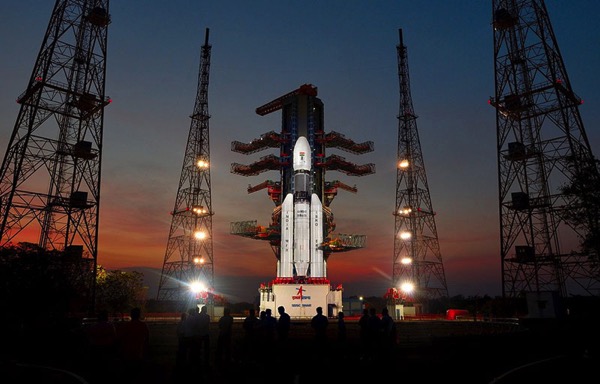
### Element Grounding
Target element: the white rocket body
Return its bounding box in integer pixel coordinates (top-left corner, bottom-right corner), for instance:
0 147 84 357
279 136 324 278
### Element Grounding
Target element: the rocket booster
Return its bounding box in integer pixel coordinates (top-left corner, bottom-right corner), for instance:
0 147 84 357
279 136 324 278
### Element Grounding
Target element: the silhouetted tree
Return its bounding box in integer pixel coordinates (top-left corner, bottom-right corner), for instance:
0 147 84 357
0 242 94 324
95 268 147 316
560 156 600 257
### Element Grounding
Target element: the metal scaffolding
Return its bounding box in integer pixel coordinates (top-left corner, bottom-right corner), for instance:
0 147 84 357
157 28 215 303
490 0 600 298
0 0 111 310
391 29 449 303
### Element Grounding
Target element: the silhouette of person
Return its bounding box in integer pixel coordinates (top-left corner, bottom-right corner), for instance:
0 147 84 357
337 311 347 344
311 306 329 350
380 307 396 358
367 307 382 359
358 308 370 359
242 308 259 363
87 309 117 358
85 309 117 381
257 310 268 353
262 308 277 351
197 305 211 367
117 307 150 381
182 306 201 368
216 307 234 368
276 305 291 344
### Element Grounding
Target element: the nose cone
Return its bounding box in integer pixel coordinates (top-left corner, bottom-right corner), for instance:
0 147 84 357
293 136 311 172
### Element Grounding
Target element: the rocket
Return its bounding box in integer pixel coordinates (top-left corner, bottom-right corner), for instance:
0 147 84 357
279 136 325 279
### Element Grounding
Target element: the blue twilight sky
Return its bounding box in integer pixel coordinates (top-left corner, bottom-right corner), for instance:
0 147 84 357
1 1 599 303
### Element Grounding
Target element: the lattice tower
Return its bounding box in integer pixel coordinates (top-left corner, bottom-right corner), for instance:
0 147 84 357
392 29 449 302
157 29 215 303
490 0 600 297
0 1 111 307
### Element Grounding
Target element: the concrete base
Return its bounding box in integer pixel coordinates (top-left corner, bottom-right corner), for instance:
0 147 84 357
259 282 343 319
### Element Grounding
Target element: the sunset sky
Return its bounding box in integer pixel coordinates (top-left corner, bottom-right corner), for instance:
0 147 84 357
1 1 599 303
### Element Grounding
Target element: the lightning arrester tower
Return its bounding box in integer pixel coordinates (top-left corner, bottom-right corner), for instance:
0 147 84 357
0 1 111 303
389 29 449 306
157 28 215 303
490 0 600 298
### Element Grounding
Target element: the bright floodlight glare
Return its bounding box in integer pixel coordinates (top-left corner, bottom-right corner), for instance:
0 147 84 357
194 230 206 240
400 282 414 293
193 256 205 264
190 281 206 294
400 257 412 265
399 206 412 215
197 159 209 168
192 205 207 215
398 159 409 168
399 231 411 240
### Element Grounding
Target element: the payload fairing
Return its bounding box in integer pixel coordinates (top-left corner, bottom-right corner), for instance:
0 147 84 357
279 136 325 279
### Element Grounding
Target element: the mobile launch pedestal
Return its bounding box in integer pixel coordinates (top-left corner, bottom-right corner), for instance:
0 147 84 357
259 136 343 318
229 84 375 319
260 278 343 318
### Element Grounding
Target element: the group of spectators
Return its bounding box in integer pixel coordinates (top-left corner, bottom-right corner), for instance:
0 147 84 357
358 306 397 360
171 304 397 381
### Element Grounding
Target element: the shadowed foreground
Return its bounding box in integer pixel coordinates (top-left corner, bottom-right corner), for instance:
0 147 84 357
1 317 597 384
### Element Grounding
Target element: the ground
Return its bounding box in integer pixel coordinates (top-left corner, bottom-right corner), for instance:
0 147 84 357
0 316 597 384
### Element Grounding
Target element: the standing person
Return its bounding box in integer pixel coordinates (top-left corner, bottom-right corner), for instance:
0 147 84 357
310 306 329 351
85 309 117 381
336 311 347 345
358 308 369 360
256 310 267 354
182 307 201 367
242 308 259 363
380 307 397 359
198 305 211 368
216 307 234 368
117 307 150 381
367 307 382 360
262 308 277 351
276 306 291 346
174 311 188 378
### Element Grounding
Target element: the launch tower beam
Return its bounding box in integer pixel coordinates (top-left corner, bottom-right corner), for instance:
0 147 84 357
392 29 449 302
0 1 111 310
490 0 600 298
157 29 215 303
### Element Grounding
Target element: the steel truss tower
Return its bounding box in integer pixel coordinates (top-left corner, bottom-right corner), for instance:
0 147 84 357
157 29 215 302
0 1 110 292
390 29 449 303
490 0 600 297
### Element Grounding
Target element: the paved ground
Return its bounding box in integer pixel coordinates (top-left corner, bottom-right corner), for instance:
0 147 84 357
1 317 597 384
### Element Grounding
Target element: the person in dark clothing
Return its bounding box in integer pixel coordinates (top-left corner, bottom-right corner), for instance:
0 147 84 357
337 311 347 344
358 308 370 359
216 307 234 368
380 307 397 359
310 306 329 350
242 308 259 363
197 305 211 368
367 307 382 359
276 306 291 345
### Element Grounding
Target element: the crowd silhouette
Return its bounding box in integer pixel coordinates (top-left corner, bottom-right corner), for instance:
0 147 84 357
42 305 398 384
